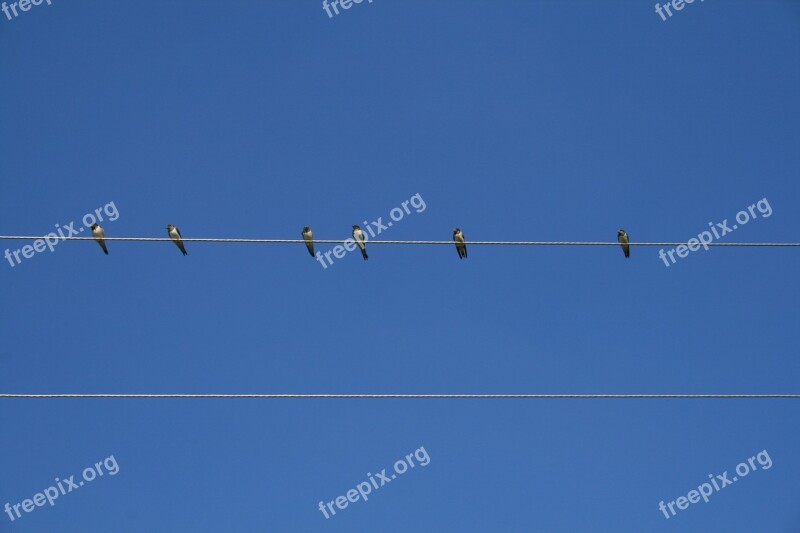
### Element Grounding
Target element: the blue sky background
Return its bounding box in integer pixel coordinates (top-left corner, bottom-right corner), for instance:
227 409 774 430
1 1 799 531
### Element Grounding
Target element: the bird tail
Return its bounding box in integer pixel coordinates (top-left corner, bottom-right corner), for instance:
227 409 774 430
101 243 109 255
624 247 630 258
361 248 368 260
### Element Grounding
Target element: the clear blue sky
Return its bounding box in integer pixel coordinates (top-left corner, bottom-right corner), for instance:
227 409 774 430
1 1 799 531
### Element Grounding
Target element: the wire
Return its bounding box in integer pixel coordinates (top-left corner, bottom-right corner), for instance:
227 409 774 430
0 236 798 247
1 393 799 399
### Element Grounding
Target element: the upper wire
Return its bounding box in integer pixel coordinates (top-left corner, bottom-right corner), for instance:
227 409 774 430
0 236 798 247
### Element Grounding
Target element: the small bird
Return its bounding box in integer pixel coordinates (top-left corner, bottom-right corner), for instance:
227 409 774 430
453 228 467 259
302 226 314 257
166 225 188 256
90 223 108 255
352 225 368 260
618 229 630 258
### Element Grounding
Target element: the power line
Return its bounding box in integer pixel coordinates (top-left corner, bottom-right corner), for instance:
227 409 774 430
0 236 798 247
1 393 799 399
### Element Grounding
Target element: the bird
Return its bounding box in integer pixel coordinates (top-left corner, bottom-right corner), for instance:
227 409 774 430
618 229 630 258
302 226 314 257
453 228 467 259
90 223 108 255
352 225 368 260
166 225 188 256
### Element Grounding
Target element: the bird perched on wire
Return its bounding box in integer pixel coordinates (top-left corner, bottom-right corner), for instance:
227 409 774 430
166 225 188 256
352 225 368 260
617 229 630 258
302 226 314 257
453 228 467 259
90 223 108 255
